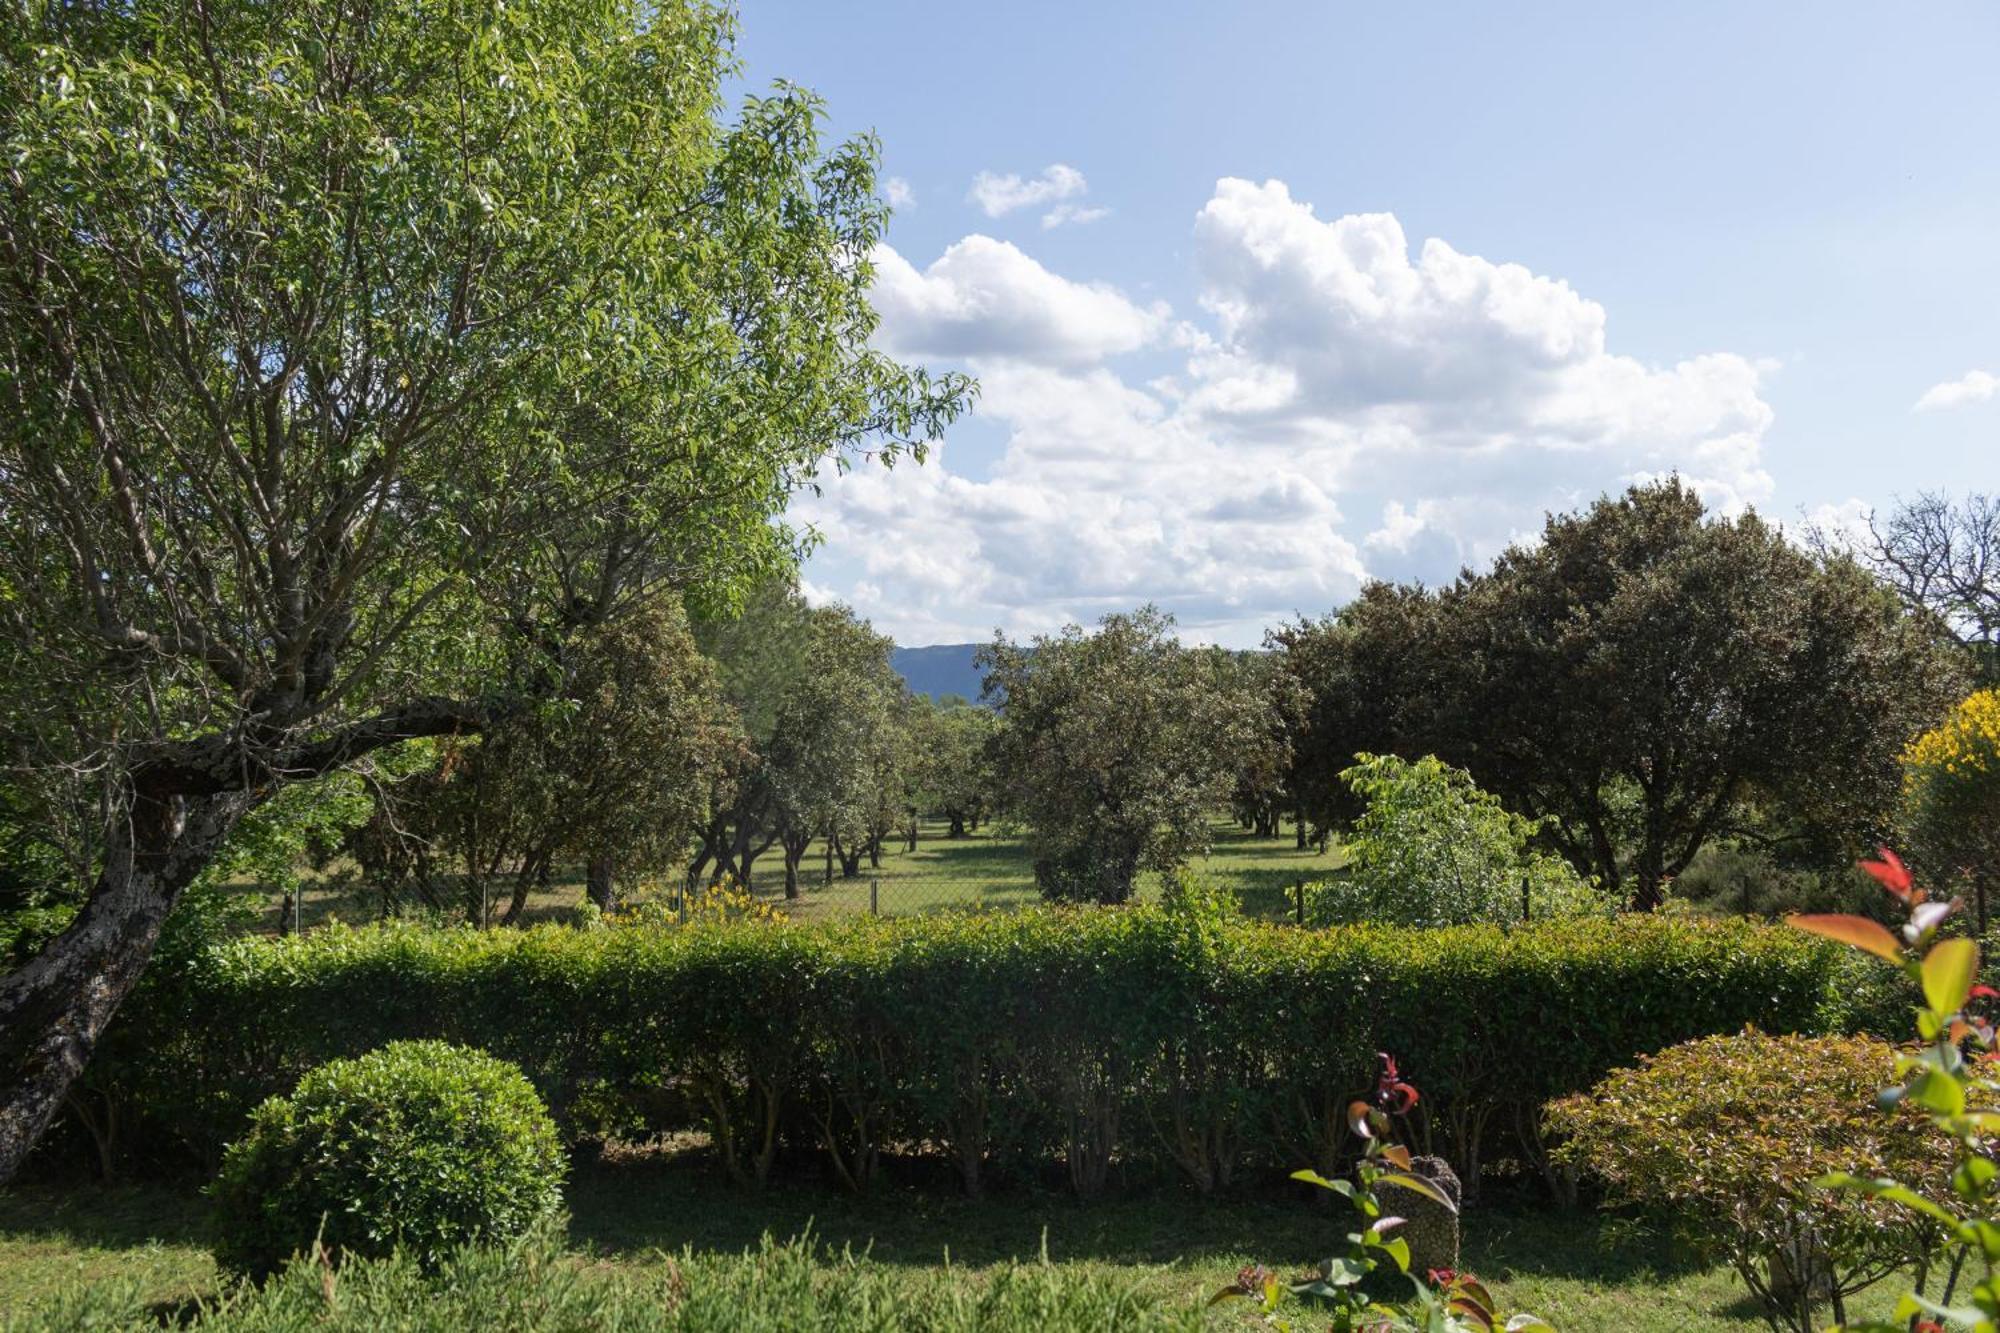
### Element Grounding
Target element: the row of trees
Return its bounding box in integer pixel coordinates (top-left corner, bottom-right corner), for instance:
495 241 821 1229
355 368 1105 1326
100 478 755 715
984 482 1984 912
343 479 1976 918
336 582 1004 918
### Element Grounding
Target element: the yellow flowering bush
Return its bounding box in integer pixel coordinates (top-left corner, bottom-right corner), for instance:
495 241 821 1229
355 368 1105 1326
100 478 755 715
599 878 785 929
1902 690 2000 926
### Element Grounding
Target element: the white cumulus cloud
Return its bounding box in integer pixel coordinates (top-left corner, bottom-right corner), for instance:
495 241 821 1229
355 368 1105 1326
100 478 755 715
816 178 1783 647
1042 201 1110 229
883 176 916 210
868 236 1166 367
1915 369 1999 412
968 163 1088 217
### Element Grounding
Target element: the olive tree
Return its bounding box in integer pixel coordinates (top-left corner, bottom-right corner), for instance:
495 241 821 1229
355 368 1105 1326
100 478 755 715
388 595 734 922
692 586 906 898
981 608 1260 904
0 0 968 1179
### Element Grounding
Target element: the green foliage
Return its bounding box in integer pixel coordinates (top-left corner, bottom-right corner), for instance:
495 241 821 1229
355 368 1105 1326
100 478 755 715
1784 849 2000 1333
1668 841 1881 919
209 1042 564 1279
981 607 1262 904
100 913 1846 1195
6 1223 1202 1333
1158 867 1241 928
0 0 970 1174
1306 754 1608 928
909 698 999 837
1548 1031 1950 1331
691 585 909 897
375 596 734 919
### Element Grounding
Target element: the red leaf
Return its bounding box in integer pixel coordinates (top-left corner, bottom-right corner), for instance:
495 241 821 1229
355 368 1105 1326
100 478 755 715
1859 848 1915 903
1785 913 1906 963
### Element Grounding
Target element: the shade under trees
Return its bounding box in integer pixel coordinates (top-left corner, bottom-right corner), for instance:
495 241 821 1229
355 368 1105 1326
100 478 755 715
0 0 968 1181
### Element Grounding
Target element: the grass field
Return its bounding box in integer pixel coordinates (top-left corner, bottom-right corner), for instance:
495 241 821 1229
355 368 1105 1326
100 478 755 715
0 1144 1904 1331
256 816 1347 932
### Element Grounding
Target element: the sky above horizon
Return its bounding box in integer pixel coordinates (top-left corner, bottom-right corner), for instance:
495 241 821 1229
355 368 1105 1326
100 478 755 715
734 1 1996 648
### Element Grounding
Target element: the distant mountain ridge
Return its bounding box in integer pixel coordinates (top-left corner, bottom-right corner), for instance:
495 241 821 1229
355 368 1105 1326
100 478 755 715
891 643 988 703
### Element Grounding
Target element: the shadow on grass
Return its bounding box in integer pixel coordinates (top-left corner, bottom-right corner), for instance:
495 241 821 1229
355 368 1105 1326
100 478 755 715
0 1182 208 1251
564 1148 1330 1272
1463 1194 1716 1286
562 1149 1707 1290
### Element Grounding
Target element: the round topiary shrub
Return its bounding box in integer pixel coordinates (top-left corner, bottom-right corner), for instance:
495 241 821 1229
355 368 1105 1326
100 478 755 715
210 1040 565 1277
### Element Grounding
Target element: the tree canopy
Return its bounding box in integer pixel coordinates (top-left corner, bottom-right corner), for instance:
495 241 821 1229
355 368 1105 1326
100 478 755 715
1283 480 1966 908
692 584 907 898
980 607 1259 904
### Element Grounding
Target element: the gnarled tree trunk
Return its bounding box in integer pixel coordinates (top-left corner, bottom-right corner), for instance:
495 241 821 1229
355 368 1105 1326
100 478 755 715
0 787 249 1183
585 854 617 914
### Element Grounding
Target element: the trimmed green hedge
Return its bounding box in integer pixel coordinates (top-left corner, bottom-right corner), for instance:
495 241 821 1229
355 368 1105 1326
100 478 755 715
99 910 1848 1196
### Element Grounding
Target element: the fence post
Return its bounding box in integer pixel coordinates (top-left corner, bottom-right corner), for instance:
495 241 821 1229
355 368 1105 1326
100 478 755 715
870 877 880 916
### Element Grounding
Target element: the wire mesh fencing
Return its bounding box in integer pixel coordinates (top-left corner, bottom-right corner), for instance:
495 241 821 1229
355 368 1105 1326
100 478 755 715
257 815 1345 935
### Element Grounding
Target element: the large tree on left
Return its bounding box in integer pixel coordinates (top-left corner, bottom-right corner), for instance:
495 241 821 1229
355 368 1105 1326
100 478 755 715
0 0 968 1180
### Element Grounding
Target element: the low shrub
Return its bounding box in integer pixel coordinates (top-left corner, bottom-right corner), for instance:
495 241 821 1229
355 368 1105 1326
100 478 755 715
1546 1030 1951 1331
5 1225 1204 1332
98 909 1847 1198
209 1041 565 1278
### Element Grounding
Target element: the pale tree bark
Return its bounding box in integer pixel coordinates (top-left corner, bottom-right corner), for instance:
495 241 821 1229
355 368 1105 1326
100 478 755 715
0 698 490 1183
0 787 248 1182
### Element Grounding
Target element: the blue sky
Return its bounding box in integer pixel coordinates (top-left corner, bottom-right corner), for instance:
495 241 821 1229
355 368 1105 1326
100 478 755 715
735 1 1996 647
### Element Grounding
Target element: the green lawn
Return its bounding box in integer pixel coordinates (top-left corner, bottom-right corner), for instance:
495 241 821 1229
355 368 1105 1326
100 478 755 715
257 816 1348 931
0 1147 1909 1331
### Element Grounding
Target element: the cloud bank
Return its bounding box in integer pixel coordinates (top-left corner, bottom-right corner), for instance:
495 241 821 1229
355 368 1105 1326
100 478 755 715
809 177 1779 647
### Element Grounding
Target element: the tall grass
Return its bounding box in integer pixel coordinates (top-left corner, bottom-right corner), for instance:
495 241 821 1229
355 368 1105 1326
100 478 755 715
4 1224 1202 1332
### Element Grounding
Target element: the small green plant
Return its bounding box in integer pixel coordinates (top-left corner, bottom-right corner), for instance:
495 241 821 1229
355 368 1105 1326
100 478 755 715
1788 848 2000 1332
209 1041 565 1278
1307 754 1607 928
1214 1054 1552 1332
